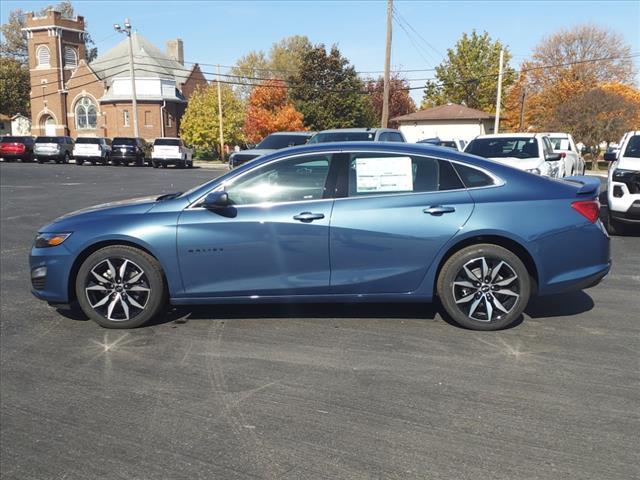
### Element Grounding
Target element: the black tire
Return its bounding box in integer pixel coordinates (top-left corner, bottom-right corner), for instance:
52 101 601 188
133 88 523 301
605 211 624 236
112 159 120 166
75 245 167 329
437 244 531 331
25 152 35 163
76 158 84 166
161 163 168 168
152 161 159 168
63 152 70 164
37 157 44 164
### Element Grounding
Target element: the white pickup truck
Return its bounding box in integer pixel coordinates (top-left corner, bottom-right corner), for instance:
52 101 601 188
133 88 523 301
151 138 193 168
544 132 585 177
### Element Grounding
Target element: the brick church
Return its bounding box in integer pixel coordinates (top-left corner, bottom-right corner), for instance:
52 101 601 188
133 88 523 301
24 9 206 140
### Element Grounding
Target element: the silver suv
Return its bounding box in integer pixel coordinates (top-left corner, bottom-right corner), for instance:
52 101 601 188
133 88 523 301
34 136 75 164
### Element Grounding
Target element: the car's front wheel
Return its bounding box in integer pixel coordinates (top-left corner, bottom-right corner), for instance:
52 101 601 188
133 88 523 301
437 244 531 330
75 245 167 328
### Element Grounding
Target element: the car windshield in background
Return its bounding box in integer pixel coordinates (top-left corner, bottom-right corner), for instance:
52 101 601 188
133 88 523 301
35 137 63 143
154 139 180 146
112 138 136 146
624 135 640 158
1 137 27 143
441 141 457 149
549 137 572 150
75 138 101 144
256 135 309 149
308 132 375 144
466 137 539 159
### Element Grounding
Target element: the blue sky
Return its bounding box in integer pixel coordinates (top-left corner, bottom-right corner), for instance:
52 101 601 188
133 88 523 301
3 0 639 103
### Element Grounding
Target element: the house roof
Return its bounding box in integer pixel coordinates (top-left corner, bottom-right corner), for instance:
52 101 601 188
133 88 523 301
89 32 192 87
392 103 494 123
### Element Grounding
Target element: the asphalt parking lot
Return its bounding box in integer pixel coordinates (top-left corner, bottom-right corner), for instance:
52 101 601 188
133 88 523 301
1 162 638 480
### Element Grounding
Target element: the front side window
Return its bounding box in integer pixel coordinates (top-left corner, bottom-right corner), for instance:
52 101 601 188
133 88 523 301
624 135 640 158
347 153 463 196
75 97 97 129
225 154 331 205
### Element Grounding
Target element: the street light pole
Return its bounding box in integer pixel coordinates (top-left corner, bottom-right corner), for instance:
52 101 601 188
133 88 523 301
114 19 139 137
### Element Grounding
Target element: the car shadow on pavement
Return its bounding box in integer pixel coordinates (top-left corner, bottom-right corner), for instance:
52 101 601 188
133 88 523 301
524 290 594 318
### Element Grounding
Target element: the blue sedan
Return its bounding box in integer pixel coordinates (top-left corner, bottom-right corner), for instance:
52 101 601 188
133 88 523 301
30 142 610 330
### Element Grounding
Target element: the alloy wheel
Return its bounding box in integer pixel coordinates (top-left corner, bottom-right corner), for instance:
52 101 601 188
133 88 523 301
452 256 520 323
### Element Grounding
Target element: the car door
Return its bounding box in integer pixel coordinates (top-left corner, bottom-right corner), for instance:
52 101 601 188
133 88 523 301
177 152 335 297
329 151 474 294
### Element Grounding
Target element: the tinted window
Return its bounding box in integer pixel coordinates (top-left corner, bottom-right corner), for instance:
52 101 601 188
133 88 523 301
154 138 180 146
1 136 29 143
256 134 310 149
112 137 136 146
549 137 572 151
453 163 494 188
347 153 463 196
35 136 64 144
225 154 331 205
75 137 101 144
466 137 539 159
624 135 640 158
440 141 458 149
308 131 375 144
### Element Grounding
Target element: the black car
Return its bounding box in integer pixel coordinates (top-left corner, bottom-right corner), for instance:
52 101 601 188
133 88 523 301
34 136 75 164
0 136 35 162
110 137 151 166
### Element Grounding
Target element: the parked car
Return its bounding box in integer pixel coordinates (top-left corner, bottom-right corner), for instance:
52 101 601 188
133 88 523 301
543 132 585 176
603 131 640 234
0 136 35 162
30 142 609 331
73 137 111 166
465 133 563 178
417 137 467 151
151 138 193 168
111 137 151 166
308 128 406 144
34 136 74 164
229 132 313 169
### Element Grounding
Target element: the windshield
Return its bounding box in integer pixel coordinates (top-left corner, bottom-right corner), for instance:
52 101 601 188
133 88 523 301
154 138 180 146
112 138 137 146
623 135 640 158
466 137 539 159
549 137 572 151
308 132 375 144
75 137 101 144
256 134 309 149
35 136 63 143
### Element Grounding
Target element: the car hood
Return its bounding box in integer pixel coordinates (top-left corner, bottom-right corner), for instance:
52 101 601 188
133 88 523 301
618 156 640 171
52 195 159 223
487 157 544 170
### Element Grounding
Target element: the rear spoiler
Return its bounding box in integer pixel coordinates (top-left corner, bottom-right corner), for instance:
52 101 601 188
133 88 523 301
563 175 601 195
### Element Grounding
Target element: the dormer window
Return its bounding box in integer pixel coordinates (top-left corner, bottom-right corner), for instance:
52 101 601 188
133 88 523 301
64 46 78 69
36 45 50 68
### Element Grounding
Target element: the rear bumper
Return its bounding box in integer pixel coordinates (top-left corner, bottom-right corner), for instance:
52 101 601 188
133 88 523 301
152 157 185 164
1 153 29 160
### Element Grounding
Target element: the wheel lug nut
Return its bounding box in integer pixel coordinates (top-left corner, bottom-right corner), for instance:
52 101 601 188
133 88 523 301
475 292 482 299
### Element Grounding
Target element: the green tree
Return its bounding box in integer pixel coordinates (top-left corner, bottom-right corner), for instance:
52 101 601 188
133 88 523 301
421 30 514 112
0 57 30 116
289 44 375 130
180 84 245 158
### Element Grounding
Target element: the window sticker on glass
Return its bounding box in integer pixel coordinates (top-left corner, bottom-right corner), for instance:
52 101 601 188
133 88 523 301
355 156 413 193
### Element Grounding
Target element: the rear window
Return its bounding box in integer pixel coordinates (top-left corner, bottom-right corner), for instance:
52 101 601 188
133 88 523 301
75 137 101 144
1 136 29 143
466 137 539 159
256 134 310 149
308 132 375 144
154 138 180 146
453 163 495 188
112 137 137 146
35 136 64 144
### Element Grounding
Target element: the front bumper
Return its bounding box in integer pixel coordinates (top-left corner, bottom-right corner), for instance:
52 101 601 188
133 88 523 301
610 200 640 224
29 244 75 303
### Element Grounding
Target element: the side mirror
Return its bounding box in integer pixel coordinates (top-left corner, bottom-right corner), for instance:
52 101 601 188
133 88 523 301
201 191 230 209
603 152 617 162
545 153 562 162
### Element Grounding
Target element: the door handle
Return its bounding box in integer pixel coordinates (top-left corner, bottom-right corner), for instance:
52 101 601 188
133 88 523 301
423 205 456 215
293 212 325 222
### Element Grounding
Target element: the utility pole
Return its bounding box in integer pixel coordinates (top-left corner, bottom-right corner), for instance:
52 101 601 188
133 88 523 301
114 19 139 137
493 48 504 134
381 0 393 128
216 64 225 162
518 85 527 132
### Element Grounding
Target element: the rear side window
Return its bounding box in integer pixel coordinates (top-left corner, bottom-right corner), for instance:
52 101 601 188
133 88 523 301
453 163 494 188
378 132 404 142
346 153 463 196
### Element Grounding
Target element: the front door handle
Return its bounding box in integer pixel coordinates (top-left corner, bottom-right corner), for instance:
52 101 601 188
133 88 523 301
423 205 456 215
293 212 325 223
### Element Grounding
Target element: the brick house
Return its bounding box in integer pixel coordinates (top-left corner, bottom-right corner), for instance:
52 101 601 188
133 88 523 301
23 9 206 140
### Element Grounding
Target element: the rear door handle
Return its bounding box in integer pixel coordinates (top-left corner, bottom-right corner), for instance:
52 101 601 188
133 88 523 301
423 205 456 215
293 212 325 222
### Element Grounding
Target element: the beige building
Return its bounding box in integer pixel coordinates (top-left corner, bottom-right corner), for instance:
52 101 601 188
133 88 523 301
24 9 206 140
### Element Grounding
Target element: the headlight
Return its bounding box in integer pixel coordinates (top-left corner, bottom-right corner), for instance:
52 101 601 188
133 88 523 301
526 168 541 175
34 232 72 248
612 169 636 182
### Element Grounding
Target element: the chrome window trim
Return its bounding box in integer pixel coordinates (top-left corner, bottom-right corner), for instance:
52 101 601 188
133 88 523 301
185 149 505 210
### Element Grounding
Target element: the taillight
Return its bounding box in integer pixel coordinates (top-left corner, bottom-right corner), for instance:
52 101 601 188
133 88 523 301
571 200 600 223
560 152 566 158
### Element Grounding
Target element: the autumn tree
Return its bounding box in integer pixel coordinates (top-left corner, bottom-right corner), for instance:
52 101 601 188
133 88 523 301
421 30 514 113
365 74 416 128
0 57 30 116
243 79 305 143
289 44 375 130
180 84 245 158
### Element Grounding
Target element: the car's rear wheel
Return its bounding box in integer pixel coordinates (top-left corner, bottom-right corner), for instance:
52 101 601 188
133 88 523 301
76 158 84 166
437 244 531 331
75 245 167 329
605 212 625 235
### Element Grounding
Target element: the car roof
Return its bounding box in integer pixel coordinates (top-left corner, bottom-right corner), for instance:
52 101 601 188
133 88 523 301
314 128 400 134
542 132 570 137
267 131 314 136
